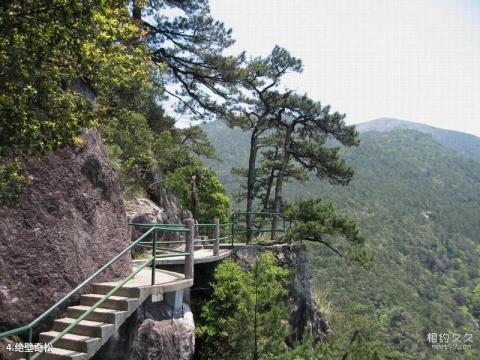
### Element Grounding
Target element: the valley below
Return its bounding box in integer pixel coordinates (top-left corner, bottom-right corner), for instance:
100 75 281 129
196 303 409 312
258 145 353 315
202 118 480 359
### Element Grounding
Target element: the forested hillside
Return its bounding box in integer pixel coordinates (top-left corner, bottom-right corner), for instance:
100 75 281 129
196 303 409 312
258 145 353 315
202 119 480 359
356 118 480 162
2 1 478 358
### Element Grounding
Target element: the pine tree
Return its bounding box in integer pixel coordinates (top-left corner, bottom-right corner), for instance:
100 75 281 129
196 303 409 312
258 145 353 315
285 198 367 262
132 0 245 119
267 93 360 236
226 46 302 242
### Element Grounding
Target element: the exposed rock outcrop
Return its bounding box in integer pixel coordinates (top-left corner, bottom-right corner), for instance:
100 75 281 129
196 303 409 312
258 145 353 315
0 129 131 328
93 301 195 360
126 195 191 241
130 312 195 360
231 244 331 344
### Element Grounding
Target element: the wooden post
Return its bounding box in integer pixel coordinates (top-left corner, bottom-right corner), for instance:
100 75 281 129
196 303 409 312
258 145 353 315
213 218 220 256
185 219 194 280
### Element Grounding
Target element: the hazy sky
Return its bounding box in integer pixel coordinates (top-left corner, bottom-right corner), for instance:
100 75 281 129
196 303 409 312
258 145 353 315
209 0 480 136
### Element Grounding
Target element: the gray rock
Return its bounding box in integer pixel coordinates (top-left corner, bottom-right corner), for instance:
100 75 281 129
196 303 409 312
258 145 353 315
93 301 195 360
126 196 191 242
129 308 195 360
0 129 131 328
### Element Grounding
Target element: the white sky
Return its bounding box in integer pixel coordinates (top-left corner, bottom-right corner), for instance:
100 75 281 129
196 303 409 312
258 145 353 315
208 0 480 136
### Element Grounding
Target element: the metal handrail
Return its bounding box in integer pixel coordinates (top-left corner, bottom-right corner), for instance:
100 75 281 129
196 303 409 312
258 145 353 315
233 211 286 216
0 226 156 340
0 222 195 359
234 228 286 233
194 238 215 243
129 223 186 227
31 257 154 360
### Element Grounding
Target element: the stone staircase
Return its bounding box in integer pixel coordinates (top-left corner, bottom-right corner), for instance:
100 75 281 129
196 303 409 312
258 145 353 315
32 268 192 360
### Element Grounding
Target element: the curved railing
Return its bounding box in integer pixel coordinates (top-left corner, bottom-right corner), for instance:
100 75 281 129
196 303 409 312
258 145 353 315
0 223 194 359
0 213 290 358
231 211 292 242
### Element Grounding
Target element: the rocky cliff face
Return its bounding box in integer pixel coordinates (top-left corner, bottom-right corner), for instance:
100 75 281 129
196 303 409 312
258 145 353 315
129 303 195 360
93 301 195 360
126 195 192 242
0 129 131 327
231 244 331 344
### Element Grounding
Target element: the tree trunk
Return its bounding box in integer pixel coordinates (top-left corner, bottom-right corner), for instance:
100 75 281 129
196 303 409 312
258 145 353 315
271 129 292 239
263 168 275 211
271 169 285 239
263 146 279 211
246 128 259 244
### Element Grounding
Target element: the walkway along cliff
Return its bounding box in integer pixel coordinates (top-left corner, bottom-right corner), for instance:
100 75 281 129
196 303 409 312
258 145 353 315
0 130 329 359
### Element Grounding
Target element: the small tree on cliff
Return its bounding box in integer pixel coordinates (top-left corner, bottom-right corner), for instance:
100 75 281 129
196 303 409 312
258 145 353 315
163 165 230 223
197 253 291 359
285 198 369 263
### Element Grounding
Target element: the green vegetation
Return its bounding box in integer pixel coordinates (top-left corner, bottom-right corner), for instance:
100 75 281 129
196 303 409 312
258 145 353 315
0 1 148 159
285 198 368 263
0 0 149 202
274 302 403 360
196 253 291 359
0 0 230 221
202 122 480 359
163 165 230 223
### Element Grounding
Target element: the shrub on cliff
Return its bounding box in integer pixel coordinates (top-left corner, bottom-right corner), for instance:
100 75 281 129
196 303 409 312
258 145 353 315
0 0 150 203
196 253 291 359
285 198 370 264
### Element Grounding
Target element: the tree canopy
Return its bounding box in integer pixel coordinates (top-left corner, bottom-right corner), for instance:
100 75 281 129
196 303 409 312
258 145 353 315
134 0 244 118
196 252 291 359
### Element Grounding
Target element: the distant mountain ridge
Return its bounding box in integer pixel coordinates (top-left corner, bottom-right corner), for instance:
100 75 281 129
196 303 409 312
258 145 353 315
356 118 480 161
201 118 480 358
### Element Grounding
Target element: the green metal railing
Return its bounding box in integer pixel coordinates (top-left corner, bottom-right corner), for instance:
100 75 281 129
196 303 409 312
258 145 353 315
133 212 291 251
0 213 289 358
193 212 292 247
128 223 193 284
230 211 292 244
30 257 154 360
0 223 194 359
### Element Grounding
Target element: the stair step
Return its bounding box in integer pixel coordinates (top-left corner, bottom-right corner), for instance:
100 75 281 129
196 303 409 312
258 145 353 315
67 305 128 327
80 294 139 312
39 331 101 356
53 318 115 339
39 346 88 360
91 284 141 298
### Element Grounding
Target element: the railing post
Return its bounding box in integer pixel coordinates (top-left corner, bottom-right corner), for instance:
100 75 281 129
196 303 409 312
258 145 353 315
213 218 220 256
230 213 235 248
151 227 157 285
185 219 194 280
